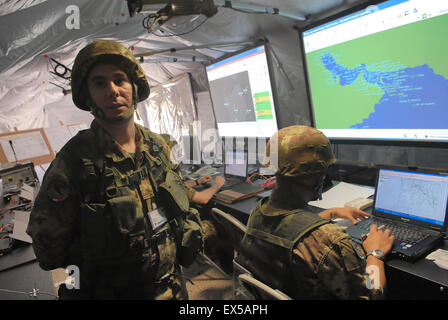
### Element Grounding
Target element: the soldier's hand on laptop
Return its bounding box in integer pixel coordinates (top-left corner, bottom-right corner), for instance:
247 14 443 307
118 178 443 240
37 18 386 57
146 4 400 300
198 174 213 184
362 224 395 254
323 207 370 224
213 176 225 189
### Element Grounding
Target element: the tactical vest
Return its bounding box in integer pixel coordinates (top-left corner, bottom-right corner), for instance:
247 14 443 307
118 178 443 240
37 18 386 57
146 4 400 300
58 126 196 290
239 198 330 298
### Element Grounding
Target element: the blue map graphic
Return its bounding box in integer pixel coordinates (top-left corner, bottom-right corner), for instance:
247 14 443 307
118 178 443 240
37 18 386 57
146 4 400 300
321 53 448 129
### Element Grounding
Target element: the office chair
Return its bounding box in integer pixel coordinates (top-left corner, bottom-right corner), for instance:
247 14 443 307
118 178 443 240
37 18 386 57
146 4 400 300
210 208 246 253
210 207 248 298
237 273 292 300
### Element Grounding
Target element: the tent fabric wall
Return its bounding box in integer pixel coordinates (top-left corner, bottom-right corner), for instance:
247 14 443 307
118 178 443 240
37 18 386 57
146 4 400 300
1 0 447 170
0 0 324 132
139 73 197 144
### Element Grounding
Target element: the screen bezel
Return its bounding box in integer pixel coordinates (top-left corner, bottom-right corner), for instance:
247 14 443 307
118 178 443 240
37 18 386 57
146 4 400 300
204 40 280 139
371 166 448 232
298 0 448 147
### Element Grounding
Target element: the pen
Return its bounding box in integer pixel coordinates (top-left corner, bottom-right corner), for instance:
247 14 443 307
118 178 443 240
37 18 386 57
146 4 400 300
361 224 385 241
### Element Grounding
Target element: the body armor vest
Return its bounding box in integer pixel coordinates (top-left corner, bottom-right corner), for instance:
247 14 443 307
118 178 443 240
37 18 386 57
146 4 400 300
239 198 330 298
57 126 192 289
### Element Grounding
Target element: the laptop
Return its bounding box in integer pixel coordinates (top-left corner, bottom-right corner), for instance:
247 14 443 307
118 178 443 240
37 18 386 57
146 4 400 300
222 149 250 189
212 149 264 203
221 149 261 191
347 167 448 262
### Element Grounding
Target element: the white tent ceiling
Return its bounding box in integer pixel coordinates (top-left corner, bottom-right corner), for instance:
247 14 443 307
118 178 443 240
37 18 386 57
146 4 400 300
0 0 370 132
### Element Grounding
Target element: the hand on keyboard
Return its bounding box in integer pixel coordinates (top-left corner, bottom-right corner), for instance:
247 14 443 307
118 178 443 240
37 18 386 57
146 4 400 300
214 176 226 189
197 174 213 185
362 224 395 255
327 207 371 225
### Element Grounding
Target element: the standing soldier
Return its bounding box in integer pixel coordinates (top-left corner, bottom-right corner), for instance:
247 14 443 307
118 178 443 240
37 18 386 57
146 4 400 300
238 125 395 299
26 40 204 299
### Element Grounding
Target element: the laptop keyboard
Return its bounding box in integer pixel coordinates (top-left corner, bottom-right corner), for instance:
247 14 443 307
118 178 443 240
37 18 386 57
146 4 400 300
222 178 244 189
359 218 430 244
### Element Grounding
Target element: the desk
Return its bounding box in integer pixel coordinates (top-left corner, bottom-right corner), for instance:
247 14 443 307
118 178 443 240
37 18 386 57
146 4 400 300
210 196 259 225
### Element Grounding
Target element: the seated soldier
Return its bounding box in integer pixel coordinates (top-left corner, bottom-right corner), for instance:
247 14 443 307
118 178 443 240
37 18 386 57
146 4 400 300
160 133 225 205
238 125 395 299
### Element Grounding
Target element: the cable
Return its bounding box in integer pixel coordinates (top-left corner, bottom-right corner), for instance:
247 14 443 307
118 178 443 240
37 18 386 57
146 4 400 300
151 16 208 38
263 176 276 189
245 172 276 189
0 287 58 299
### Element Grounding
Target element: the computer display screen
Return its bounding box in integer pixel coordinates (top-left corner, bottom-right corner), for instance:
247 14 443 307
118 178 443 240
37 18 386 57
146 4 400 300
206 44 279 138
224 150 248 178
301 0 448 143
374 168 448 226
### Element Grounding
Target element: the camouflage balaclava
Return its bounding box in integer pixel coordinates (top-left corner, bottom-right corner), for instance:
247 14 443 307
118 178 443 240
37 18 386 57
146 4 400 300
71 40 150 123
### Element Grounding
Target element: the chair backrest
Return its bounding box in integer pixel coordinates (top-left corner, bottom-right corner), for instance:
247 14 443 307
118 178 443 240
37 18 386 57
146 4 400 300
238 273 292 300
211 208 247 253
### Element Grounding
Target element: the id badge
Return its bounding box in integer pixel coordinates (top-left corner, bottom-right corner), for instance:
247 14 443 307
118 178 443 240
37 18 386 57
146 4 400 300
147 206 168 231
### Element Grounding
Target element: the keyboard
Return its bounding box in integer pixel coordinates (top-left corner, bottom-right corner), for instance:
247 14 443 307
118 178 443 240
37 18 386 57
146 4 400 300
222 178 244 189
358 218 430 244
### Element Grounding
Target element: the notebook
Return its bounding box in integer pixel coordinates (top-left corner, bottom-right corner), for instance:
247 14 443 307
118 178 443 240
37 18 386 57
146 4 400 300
347 167 448 262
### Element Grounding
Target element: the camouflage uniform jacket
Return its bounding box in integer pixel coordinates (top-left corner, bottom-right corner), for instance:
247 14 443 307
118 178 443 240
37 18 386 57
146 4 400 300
26 120 203 299
239 198 384 300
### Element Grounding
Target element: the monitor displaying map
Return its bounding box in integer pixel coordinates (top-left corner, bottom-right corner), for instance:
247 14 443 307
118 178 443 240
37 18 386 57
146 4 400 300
301 0 448 142
206 44 279 138
374 168 448 226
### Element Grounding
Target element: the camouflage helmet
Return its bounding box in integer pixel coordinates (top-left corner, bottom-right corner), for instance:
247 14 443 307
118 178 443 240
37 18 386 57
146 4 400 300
263 125 336 177
71 40 150 111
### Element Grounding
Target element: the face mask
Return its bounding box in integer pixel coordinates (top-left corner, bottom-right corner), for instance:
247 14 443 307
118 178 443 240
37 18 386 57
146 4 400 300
310 172 327 201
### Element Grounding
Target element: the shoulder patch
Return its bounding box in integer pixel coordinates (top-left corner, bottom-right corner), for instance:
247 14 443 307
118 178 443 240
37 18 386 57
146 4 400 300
46 175 71 203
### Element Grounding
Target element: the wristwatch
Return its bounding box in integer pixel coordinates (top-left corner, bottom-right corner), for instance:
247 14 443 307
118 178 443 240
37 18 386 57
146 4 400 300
365 249 385 261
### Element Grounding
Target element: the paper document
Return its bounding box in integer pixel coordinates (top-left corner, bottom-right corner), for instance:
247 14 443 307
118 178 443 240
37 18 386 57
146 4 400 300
426 249 448 270
19 183 35 201
309 182 375 209
10 210 32 243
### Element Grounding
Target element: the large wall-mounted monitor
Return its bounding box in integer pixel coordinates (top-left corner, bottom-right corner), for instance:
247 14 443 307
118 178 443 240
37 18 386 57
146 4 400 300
205 44 279 138
300 0 448 144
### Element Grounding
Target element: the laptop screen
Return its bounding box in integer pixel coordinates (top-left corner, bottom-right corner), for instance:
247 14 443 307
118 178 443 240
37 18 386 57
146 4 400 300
224 150 248 179
374 168 448 227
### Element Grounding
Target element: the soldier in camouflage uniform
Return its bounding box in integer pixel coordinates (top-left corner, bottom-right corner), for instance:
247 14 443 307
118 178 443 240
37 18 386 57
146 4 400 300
238 125 395 299
26 40 204 299
159 133 225 204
